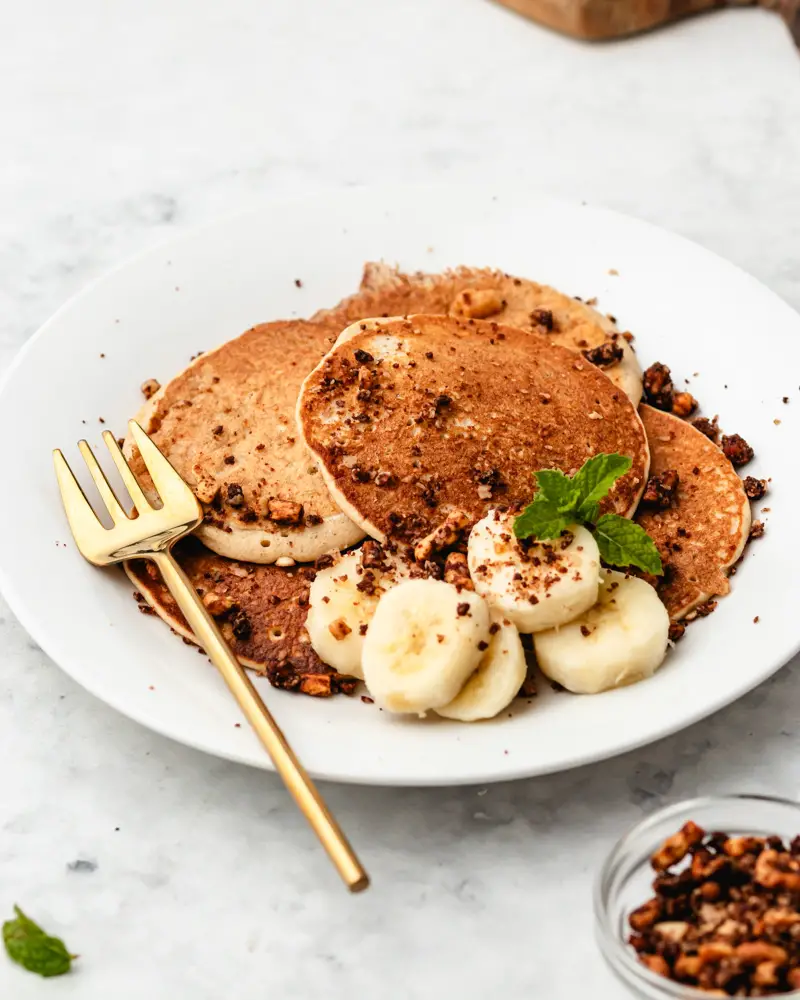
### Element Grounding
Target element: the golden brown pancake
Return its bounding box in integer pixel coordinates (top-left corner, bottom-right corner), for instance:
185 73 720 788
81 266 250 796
124 538 356 696
126 320 364 564
636 405 751 619
297 314 649 544
314 263 642 402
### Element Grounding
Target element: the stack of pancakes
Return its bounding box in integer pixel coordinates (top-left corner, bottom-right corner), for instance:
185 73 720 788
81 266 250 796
126 264 752 697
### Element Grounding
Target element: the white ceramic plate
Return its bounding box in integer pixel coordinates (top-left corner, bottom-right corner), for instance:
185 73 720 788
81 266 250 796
0 185 798 786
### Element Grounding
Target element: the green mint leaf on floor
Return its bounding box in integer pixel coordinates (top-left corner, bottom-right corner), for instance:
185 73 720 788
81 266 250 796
513 499 573 541
593 514 663 575
572 453 632 519
3 906 75 978
532 469 579 510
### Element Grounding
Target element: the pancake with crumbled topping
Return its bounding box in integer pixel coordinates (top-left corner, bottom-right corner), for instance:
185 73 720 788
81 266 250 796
313 262 642 403
636 405 751 619
296 314 649 544
124 538 356 696
125 320 364 564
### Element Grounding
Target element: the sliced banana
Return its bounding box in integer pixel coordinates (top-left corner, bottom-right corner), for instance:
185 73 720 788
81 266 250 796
468 512 601 633
533 570 669 694
306 547 410 679
362 579 491 714
435 612 527 722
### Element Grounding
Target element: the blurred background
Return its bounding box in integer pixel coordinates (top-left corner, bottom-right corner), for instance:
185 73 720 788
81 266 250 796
1 2 799 998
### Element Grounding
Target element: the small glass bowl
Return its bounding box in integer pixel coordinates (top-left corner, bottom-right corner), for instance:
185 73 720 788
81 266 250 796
594 795 800 999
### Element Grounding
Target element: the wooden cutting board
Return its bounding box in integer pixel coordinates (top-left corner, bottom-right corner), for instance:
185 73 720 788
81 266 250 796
493 0 800 41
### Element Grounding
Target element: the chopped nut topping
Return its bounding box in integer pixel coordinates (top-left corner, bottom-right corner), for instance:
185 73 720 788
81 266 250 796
582 340 623 368
721 433 754 468
743 477 768 500
692 415 720 442
140 378 161 400
642 362 674 410
668 621 686 643
672 391 698 418
444 551 474 591
641 469 680 509
226 483 244 506
267 498 304 524
694 599 718 618
374 470 397 488
652 821 705 871
202 591 234 616
750 520 765 540
414 509 472 562
328 617 352 641
530 307 554 331
230 609 251 640
299 674 334 697
631 823 800 994
354 348 374 365
360 540 388 571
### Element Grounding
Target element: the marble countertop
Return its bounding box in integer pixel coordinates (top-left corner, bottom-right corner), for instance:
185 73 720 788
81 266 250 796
2 2 800 997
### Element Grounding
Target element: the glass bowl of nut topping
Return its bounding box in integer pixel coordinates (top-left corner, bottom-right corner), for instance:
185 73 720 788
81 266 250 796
595 796 800 998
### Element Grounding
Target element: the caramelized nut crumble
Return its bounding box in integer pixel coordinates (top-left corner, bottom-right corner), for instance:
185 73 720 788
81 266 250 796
693 416 720 443
643 362 675 410
672 391 698 418
744 477 768 501
444 551 474 592
630 823 800 994
140 378 161 400
267 498 304 524
582 341 624 368
721 434 754 468
642 469 680 509
414 509 472 562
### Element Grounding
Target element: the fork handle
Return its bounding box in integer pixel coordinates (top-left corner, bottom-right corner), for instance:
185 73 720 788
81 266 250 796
152 549 369 893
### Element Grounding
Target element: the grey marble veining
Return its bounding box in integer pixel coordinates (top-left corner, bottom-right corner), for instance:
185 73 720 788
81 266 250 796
1 2 800 997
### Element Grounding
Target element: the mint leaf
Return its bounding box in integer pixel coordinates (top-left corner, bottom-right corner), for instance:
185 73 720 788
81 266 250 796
533 469 579 511
3 906 75 978
593 514 663 575
572 453 632 519
513 452 640 546
513 498 573 541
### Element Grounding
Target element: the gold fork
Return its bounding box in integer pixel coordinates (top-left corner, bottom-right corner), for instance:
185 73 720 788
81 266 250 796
53 420 369 893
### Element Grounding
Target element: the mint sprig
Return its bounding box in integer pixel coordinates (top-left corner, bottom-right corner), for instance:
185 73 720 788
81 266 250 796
2 906 75 978
593 514 663 576
513 453 663 576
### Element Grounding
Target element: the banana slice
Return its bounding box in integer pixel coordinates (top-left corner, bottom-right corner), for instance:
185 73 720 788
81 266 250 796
435 612 526 722
306 546 410 679
362 579 491 714
467 512 601 633
533 570 669 694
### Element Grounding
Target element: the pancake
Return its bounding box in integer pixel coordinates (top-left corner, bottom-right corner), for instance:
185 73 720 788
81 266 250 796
314 262 643 403
635 405 751 619
296 314 649 544
124 538 356 696
126 320 365 564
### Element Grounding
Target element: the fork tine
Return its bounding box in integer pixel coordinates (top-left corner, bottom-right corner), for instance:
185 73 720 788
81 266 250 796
101 431 152 513
77 440 128 523
53 449 107 550
127 420 195 506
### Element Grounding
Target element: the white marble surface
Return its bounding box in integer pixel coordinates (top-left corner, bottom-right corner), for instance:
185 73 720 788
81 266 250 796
1 2 800 996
